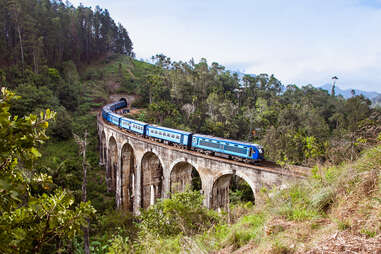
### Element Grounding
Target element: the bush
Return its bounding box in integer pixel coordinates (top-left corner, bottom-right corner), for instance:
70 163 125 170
138 190 220 237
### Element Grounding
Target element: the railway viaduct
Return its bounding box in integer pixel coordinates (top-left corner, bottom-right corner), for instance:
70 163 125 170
97 114 307 215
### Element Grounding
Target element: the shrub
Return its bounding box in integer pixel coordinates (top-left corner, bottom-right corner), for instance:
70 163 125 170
138 190 220 237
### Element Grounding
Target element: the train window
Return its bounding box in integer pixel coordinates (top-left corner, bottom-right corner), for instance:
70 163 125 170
171 134 174 138
224 144 247 154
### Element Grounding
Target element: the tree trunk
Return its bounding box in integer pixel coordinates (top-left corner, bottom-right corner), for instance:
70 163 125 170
75 130 90 254
17 24 24 73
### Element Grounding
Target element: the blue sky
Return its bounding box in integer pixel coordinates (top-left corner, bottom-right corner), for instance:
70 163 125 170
70 0 381 92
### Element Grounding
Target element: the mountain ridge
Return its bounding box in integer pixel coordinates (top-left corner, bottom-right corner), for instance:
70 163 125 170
319 83 380 99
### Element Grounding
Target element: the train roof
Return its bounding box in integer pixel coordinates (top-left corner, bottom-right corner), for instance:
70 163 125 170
193 133 262 148
148 124 192 135
120 116 148 126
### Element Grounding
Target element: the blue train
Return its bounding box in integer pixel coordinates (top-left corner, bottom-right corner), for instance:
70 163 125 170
102 99 264 162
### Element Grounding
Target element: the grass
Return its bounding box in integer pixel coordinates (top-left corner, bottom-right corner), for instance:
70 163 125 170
130 143 381 253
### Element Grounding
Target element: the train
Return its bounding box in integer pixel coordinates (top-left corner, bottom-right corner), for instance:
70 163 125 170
102 98 264 162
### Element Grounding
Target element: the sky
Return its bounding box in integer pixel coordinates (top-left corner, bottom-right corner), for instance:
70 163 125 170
70 0 381 93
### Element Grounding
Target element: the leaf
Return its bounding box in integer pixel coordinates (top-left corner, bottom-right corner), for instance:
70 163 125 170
30 147 41 158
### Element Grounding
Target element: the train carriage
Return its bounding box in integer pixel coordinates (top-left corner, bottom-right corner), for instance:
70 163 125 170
102 98 127 125
192 134 264 161
108 112 121 126
120 118 148 135
147 125 192 147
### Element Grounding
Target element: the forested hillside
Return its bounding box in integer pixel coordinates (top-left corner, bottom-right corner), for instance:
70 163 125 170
0 0 133 69
0 1 135 252
0 1 380 253
123 55 381 166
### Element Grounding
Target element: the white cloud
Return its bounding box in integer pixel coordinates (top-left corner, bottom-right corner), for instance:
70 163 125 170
69 0 381 92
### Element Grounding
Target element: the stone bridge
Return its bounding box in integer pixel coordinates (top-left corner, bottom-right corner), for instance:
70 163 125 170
97 115 305 215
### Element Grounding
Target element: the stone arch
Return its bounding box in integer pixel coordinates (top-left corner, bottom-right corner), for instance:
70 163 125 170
141 151 164 209
169 159 202 194
100 131 106 165
210 170 256 210
120 142 136 212
108 136 118 192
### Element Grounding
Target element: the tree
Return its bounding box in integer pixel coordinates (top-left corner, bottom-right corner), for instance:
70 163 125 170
0 88 95 253
74 130 90 254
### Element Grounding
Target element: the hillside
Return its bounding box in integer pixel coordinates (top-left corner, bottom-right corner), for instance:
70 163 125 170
78 55 380 253
319 83 380 100
219 142 381 253
121 142 380 253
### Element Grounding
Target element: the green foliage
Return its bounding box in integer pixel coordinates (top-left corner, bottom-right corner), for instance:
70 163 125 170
0 0 133 69
107 234 131 254
229 177 255 204
138 190 220 237
198 212 266 251
11 83 59 116
0 88 95 253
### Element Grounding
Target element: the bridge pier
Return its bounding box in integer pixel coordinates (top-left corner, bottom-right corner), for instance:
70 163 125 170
134 160 142 215
211 174 232 210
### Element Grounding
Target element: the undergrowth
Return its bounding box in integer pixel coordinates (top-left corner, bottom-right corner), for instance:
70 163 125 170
106 144 381 253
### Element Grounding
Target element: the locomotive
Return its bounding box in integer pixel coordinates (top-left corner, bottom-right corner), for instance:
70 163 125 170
102 99 264 162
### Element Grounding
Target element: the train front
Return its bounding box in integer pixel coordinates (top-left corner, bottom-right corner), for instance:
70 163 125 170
252 144 264 160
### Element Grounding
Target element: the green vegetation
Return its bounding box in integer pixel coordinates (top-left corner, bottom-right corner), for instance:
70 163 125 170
0 88 95 253
106 142 379 254
1 1 380 252
127 55 381 166
0 0 133 70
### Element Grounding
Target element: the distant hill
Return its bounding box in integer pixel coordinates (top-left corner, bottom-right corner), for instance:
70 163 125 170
319 83 380 99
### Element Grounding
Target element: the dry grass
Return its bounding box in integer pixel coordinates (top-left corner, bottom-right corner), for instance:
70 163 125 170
212 144 381 254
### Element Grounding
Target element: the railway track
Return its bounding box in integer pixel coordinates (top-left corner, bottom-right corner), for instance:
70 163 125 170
98 113 310 178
